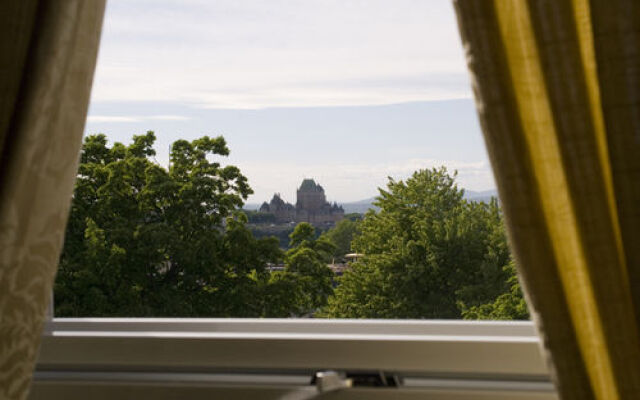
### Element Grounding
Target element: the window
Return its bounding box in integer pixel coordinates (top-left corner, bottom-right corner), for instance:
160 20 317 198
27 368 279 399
54 0 524 321
36 1 549 398
34 319 553 399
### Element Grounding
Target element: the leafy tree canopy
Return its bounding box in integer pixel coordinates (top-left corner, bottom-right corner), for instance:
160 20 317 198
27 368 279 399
57 136 527 320
284 223 335 314
323 167 518 319
461 261 529 320
320 218 361 260
55 132 285 317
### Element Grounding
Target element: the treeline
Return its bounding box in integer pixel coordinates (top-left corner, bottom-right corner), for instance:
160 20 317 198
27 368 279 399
55 133 527 320
241 209 359 250
243 210 277 224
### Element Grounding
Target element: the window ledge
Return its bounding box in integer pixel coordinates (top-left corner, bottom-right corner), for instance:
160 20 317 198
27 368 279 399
33 319 556 399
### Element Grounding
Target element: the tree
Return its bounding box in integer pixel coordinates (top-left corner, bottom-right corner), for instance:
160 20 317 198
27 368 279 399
243 210 276 224
461 261 529 320
57 136 527 320
323 168 514 319
280 223 335 316
344 213 364 222
320 218 361 260
55 132 284 317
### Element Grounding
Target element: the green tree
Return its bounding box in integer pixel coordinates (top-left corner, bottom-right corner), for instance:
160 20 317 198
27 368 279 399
55 132 284 317
281 223 335 316
461 261 529 320
323 168 514 319
343 213 364 222
320 218 361 260
243 210 277 224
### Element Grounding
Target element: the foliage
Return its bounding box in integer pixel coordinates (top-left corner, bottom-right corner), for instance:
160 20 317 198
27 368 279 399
461 261 529 320
280 223 335 316
55 132 285 317
248 225 295 249
343 213 364 222
249 223 331 250
57 136 527 320
320 218 361 259
323 168 517 319
243 210 276 224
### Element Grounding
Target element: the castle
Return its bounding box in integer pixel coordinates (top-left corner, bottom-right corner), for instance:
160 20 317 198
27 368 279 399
259 179 344 225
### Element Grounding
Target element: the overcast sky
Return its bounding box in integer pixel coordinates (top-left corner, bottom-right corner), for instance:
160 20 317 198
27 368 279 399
85 0 495 203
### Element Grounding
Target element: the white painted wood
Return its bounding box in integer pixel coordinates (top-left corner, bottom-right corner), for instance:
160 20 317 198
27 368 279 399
32 319 555 399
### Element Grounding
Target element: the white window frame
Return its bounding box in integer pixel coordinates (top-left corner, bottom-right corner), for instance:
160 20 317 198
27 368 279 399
33 318 557 399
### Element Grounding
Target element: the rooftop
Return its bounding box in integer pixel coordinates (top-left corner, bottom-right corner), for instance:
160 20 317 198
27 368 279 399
298 179 324 193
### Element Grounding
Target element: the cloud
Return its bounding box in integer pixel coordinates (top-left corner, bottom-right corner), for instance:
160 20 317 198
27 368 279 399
90 0 472 109
86 116 140 123
147 115 190 121
87 115 190 123
192 76 472 109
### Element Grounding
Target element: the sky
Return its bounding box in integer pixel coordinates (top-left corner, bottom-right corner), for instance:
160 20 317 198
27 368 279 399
84 0 495 203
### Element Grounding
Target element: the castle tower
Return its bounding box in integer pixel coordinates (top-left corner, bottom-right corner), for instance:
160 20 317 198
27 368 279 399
296 179 326 211
260 179 343 226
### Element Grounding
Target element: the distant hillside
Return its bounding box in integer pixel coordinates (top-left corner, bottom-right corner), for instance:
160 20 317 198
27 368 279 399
340 198 379 214
339 189 498 214
245 189 498 215
464 189 498 203
243 203 261 211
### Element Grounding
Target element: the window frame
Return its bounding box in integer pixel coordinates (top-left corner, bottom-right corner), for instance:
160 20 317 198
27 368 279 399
34 318 556 399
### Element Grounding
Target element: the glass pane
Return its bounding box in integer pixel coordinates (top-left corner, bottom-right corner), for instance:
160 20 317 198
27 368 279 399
55 0 529 320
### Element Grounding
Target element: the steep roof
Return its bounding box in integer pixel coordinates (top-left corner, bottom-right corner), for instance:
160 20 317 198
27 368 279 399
298 178 324 192
270 193 286 206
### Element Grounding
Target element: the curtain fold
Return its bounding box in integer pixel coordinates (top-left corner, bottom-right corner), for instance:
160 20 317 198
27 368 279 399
454 0 640 399
0 1 105 399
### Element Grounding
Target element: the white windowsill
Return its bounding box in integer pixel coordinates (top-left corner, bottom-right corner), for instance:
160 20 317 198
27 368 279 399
32 319 557 400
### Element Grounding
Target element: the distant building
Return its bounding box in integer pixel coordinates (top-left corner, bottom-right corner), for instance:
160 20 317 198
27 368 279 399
259 179 344 225
259 193 295 223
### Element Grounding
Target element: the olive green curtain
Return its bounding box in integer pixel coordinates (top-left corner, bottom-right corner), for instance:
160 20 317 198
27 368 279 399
0 1 105 399
453 1 640 399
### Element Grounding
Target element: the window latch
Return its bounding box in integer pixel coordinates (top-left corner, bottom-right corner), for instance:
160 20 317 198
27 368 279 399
314 371 352 393
313 370 401 393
